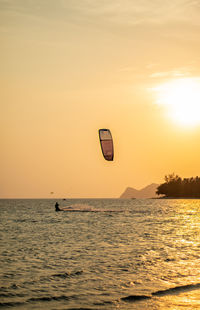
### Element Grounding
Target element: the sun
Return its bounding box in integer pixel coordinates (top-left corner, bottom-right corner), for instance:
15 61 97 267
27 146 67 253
154 78 200 127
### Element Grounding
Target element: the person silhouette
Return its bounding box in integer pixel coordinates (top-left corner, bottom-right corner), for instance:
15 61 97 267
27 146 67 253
55 202 61 212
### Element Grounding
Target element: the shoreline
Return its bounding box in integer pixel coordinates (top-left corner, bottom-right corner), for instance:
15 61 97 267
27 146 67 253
157 196 200 199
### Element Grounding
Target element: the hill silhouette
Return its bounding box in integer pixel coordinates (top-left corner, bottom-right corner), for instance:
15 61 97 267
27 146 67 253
120 183 159 199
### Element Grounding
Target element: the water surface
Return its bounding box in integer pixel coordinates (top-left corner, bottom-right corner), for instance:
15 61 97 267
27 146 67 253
0 199 200 309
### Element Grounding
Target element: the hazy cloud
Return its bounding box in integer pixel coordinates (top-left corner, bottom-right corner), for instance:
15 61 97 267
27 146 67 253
1 0 200 26
150 71 187 78
60 0 200 26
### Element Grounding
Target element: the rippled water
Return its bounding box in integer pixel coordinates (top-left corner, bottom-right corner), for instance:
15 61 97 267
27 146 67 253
0 199 200 309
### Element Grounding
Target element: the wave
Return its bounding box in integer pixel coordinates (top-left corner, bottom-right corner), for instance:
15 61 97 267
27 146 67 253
0 292 25 298
51 270 83 278
121 294 151 302
93 301 113 306
0 295 117 309
0 301 24 308
0 295 77 308
121 282 200 303
152 283 200 296
1 284 200 308
62 208 122 213
60 204 123 212
67 308 94 310
28 295 71 302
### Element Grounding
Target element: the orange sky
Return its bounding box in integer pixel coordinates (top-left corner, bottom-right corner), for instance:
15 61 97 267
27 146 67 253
1 0 200 198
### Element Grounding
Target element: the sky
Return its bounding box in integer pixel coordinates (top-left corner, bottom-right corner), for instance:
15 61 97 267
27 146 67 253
1 0 200 198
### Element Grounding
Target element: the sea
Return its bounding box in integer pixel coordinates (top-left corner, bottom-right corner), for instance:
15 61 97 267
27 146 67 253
0 199 200 309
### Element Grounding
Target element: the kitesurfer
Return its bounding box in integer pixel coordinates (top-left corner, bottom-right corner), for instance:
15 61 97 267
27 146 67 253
55 202 61 212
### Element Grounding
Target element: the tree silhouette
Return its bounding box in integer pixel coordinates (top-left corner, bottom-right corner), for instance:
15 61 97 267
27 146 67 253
156 174 200 198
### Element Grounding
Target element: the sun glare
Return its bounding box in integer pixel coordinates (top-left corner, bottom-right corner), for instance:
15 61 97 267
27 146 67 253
154 78 200 127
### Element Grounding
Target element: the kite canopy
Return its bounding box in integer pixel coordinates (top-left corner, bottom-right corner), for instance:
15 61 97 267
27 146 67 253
99 129 114 161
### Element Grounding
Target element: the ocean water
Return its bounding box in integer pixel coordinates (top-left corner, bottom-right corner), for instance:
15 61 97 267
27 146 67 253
0 198 200 309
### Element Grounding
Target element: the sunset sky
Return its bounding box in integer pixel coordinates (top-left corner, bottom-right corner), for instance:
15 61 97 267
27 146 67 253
1 0 200 198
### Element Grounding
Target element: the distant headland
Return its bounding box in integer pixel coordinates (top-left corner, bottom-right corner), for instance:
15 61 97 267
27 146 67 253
156 174 200 198
120 174 200 199
119 183 159 199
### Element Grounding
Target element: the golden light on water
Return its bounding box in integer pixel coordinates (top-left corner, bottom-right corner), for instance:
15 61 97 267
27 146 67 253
154 78 200 127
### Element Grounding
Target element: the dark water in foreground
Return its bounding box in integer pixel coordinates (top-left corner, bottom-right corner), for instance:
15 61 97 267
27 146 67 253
0 199 200 309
